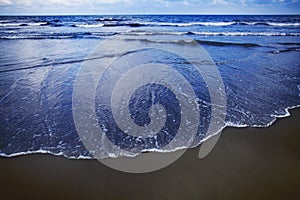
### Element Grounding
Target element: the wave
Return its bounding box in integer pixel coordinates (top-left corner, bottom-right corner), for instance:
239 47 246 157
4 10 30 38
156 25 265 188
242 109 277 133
125 31 187 36
71 21 300 28
277 42 300 45
103 23 144 27
1 20 299 28
0 149 93 159
0 21 67 27
238 22 267 26
196 40 261 47
74 21 300 28
2 31 299 40
65 21 237 28
1 105 299 159
0 35 77 40
0 49 143 73
238 22 300 26
0 22 48 26
271 47 300 54
189 31 300 36
95 17 124 22
140 21 236 27
0 32 103 40
126 21 300 27
75 24 104 28
267 22 300 26
126 31 300 36
124 38 262 47
225 105 300 128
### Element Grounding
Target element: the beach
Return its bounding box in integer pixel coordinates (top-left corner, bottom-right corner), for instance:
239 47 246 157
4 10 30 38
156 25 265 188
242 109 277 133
1 108 299 200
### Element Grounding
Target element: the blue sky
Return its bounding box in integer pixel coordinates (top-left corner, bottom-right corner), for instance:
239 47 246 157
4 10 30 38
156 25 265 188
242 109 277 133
0 0 299 15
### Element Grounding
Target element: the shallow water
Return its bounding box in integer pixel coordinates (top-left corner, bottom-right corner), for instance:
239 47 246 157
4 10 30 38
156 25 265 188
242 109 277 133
0 15 299 158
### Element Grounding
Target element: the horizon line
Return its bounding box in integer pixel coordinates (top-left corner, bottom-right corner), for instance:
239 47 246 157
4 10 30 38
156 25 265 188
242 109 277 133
1 13 300 16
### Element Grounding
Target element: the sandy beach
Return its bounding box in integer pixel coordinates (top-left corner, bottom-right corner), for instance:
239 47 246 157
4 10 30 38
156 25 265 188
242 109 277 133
0 108 299 200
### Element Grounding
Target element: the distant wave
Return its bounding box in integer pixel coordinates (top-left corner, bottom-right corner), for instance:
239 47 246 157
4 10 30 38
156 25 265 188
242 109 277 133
238 22 300 26
139 21 236 27
123 38 262 48
188 31 300 36
105 21 300 27
271 47 300 54
263 22 300 26
126 31 300 36
0 32 103 40
75 24 104 28
0 22 48 26
94 17 124 22
1 20 300 28
1 31 299 40
125 31 187 36
152 21 300 27
277 42 300 45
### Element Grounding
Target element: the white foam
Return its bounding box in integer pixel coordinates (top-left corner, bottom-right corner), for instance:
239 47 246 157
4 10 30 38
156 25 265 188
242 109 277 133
75 24 104 28
240 22 258 25
224 105 300 129
267 22 300 26
238 22 300 26
124 31 187 36
0 149 93 159
196 22 236 26
27 22 48 26
125 31 300 37
141 21 235 27
0 23 23 26
1 105 299 159
191 31 300 36
0 22 48 26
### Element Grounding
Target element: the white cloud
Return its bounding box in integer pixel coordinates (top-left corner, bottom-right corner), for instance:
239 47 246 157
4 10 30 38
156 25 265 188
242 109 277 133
0 0 132 7
0 0 13 6
183 0 191 6
0 0 299 14
93 0 131 3
16 0 32 6
273 0 286 2
210 0 230 6
153 0 172 7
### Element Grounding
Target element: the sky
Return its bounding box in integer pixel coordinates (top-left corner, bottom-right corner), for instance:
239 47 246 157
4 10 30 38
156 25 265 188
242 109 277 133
0 0 299 15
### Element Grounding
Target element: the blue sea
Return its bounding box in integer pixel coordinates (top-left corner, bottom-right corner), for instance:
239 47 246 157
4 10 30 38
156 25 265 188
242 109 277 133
0 15 299 158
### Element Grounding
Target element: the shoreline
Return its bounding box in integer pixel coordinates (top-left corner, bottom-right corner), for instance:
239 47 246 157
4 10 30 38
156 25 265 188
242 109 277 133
0 108 299 199
1 105 299 159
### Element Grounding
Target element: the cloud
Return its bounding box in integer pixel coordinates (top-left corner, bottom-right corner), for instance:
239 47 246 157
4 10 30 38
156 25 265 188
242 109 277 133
183 0 191 5
0 0 12 6
210 0 230 6
0 0 132 7
240 0 246 5
0 0 299 14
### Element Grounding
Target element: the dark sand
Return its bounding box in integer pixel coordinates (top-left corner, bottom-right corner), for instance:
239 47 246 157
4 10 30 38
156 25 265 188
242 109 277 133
0 109 299 200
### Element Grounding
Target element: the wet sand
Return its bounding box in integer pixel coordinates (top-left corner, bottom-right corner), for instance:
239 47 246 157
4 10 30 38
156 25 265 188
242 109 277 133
0 109 299 200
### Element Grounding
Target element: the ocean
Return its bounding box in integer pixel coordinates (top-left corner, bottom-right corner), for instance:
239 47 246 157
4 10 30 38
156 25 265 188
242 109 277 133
0 15 299 159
